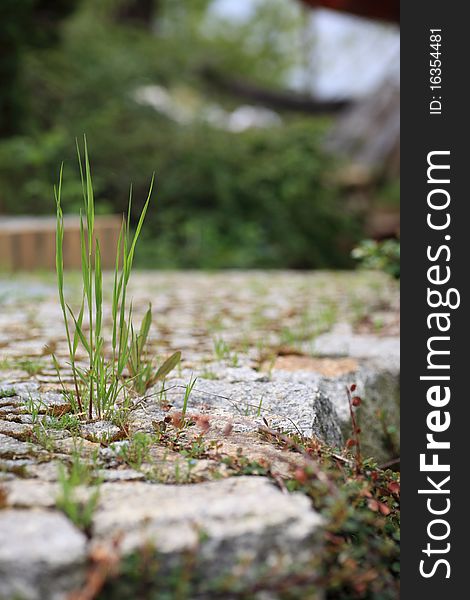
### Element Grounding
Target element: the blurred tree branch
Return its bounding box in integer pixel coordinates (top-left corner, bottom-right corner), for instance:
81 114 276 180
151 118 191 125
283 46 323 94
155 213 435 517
200 66 351 114
114 0 158 28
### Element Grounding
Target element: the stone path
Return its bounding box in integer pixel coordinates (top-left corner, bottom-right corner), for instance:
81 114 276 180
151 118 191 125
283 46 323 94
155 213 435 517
0 271 399 599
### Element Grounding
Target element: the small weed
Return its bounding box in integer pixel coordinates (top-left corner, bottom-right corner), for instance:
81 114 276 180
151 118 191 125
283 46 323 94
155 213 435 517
257 350 277 379
373 316 385 332
109 402 133 437
213 337 240 366
179 434 207 460
241 401 259 417
0 387 16 399
229 352 239 367
24 395 46 424
46 412 81 435
30 422 55 451
316 302 338 332
173 457 199 484
213 337 230 360
127 303 181 395
280 305 338 346
56 449 101 535
200 369 218 380
279 324 314 346
348 296 370 327
181 375 197 421
16 359 45 376
54 137 154 420
116 432 156 470
206 315 223 332
222 449 270 477
0 358 45 376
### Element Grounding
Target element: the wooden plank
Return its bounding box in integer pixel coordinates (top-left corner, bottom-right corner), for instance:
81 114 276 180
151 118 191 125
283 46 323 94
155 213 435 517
0 215 123 271
0 232 13 270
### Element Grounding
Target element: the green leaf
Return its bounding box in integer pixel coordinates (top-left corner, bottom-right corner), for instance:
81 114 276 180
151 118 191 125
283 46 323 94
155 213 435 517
138 304 152 356
67 304 90 354
155 351 181 381
125 175 154 283
73 297 85 355
94 239 103 339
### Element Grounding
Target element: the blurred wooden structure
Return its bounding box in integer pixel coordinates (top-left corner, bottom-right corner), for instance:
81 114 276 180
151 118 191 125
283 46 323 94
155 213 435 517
298 0 399 23
365 207 400 240
0 215 122 271
298 0 400 178
299 0 400 240
326 76 400 177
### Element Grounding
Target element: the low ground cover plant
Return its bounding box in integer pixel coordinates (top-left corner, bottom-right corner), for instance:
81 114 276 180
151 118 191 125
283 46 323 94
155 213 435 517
56 448 101 536
352 238 400 279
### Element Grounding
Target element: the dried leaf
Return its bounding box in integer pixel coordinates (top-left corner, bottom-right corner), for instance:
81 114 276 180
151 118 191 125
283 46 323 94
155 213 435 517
388 481 400 494
222 421 233 436
379 502 391 516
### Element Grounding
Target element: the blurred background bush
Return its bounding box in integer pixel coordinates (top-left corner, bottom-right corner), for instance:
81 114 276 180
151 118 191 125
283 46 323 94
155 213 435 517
0 0 399 270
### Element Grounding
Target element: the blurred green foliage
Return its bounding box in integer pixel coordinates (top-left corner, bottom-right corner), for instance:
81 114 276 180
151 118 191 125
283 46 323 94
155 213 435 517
0 0 79 136
0 0 364 269
352 239 400 279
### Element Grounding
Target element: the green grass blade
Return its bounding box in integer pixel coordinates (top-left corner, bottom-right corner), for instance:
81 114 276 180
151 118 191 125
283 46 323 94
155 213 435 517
67 305 91 355
55 164 66 314
155 351 181 382
127 324 136 377
76 138 87 205
112 220 125 356
79 213 90 302
95 239 103 340
73 296 85 355
83 135 95 248
138 304 152 356
182 374 197 419
125 175 154 281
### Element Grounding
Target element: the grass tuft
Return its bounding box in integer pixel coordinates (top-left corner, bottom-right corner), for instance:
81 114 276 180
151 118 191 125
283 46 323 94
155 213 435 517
54 137 180 421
